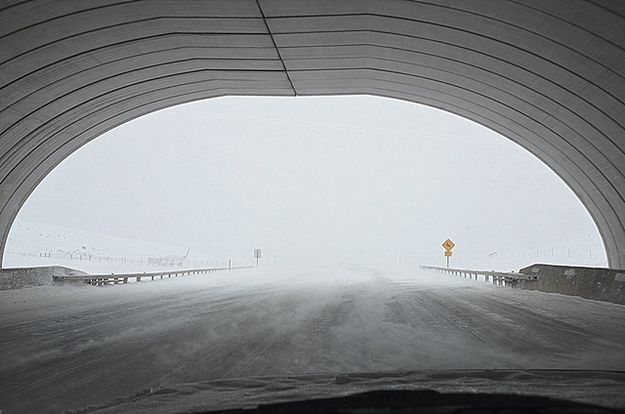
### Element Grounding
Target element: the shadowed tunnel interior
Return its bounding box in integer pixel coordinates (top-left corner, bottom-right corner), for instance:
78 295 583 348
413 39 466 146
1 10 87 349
1 0 625 268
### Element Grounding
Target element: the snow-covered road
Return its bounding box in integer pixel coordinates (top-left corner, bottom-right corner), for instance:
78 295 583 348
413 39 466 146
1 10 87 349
1 264 624 413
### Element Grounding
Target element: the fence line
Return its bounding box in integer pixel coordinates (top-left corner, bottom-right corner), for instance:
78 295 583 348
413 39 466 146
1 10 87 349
5 249 246 268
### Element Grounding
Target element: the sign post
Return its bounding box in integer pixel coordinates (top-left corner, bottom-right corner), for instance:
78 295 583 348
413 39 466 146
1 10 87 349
254 248 262 267
442 238 455 268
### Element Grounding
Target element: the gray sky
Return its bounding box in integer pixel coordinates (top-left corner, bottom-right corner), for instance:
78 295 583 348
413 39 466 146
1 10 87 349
10 95 606 269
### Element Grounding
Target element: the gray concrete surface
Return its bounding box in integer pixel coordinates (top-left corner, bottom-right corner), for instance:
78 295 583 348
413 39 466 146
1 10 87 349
0 1 625 268
1 266 624 413
518 263 625 305
0 266 85 290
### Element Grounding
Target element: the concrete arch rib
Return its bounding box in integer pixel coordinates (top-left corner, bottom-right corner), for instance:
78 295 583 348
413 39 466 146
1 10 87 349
0 0 624 268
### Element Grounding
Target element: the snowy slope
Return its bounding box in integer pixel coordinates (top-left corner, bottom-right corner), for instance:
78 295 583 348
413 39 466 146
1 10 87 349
2 220 229 274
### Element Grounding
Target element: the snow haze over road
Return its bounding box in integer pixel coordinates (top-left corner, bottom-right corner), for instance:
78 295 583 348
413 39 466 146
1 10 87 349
1 265 624 413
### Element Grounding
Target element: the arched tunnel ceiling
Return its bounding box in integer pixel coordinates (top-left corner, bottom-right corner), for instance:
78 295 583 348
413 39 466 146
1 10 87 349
0 0 624 268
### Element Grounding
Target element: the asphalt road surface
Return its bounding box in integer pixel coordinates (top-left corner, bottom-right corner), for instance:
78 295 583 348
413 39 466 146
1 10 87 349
1 265 625 413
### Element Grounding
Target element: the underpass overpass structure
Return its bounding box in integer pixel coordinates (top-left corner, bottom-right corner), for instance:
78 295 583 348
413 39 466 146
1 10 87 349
1 0 624 267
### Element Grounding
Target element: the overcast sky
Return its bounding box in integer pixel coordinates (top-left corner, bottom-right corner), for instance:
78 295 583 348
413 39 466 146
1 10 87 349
7 95 607 269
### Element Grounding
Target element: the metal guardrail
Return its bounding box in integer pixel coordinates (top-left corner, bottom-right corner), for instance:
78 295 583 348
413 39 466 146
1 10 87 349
53 265 253 286
420 265 538 287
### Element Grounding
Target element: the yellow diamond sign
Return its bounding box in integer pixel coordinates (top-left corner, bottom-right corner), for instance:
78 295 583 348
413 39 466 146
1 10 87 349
442 238 455 251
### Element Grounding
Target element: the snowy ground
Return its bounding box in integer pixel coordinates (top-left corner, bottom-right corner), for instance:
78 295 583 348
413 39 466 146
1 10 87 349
3 220 248 274
1 264 624 413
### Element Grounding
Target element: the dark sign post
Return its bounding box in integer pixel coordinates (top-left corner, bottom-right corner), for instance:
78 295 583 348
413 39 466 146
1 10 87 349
254 248 262 267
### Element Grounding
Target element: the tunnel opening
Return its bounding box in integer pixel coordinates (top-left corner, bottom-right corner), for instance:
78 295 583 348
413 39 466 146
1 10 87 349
3 95 608 273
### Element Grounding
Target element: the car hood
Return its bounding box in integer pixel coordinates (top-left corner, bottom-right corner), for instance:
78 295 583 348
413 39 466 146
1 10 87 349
84 369 625 413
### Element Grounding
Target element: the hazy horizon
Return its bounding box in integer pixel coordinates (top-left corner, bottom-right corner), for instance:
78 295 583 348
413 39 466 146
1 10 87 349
4 95 607 270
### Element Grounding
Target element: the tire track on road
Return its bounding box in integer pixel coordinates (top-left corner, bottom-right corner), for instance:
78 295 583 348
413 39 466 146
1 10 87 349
454 291 606 353
417 288 592 359
277 292 356 375
0 288 274 373
0 287 285 413
148 292 289 385
222 290 357 379
384 296 438 336
408 289 487 344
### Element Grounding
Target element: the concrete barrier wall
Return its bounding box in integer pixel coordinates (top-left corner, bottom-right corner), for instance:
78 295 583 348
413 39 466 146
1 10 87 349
518 264 625 305
0 266 86 290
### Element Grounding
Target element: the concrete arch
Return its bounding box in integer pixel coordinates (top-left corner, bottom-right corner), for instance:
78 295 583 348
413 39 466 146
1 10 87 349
1 0 624 267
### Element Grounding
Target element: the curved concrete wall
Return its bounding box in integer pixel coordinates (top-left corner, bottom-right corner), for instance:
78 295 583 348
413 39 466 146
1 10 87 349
1 0 624 267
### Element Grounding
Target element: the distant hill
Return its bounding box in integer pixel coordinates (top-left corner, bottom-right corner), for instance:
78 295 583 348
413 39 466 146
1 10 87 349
3 220 216 273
